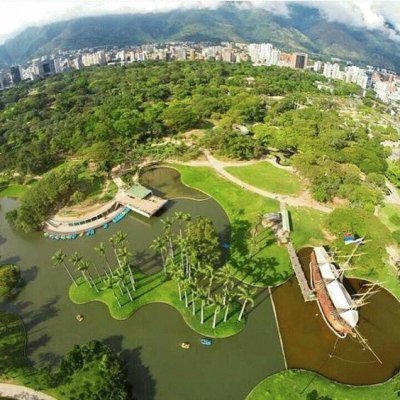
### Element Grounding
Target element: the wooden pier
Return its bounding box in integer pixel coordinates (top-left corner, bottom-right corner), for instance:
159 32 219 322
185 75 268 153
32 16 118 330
286 242 316 302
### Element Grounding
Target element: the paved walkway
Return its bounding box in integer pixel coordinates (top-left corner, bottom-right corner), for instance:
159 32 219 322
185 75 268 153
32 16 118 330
0 383 57 400
202 150 333 213
385 181 400 204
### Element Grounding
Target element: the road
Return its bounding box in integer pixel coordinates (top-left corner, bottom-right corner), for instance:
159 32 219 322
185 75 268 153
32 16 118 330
0 383 57 400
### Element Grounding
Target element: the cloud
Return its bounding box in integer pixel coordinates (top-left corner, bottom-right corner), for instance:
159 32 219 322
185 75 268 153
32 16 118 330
303 1 400 40
1 1 400 44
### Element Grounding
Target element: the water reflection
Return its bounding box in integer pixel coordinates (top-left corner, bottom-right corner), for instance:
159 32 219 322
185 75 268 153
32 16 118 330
0 165 285 400
272 247 400 384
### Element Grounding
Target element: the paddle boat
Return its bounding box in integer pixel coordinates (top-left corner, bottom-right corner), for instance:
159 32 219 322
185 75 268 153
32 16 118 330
200 337 213 346
76 314 84 322
180 342 191 350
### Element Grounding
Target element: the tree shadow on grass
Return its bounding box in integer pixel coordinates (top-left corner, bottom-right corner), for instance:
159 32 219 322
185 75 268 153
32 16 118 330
103 335 156 400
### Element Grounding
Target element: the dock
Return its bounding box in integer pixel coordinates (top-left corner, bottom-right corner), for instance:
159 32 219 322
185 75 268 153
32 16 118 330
286 241 316 302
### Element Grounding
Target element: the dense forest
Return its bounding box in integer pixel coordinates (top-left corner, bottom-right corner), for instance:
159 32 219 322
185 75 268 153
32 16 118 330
0 60 398 230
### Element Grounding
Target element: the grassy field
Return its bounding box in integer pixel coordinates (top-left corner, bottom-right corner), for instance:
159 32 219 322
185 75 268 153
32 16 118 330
70 272 245 338
172 164 326 286
0 185 29 198
326 208 400 300
225 162 302 195
377 203 400 232
246 370 400 400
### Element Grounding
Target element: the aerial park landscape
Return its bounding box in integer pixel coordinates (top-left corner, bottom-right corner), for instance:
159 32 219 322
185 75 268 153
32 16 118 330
0 48 400 399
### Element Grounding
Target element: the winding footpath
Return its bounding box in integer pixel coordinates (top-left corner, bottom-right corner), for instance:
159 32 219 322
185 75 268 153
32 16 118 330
0 383 56 400
200 150 333 213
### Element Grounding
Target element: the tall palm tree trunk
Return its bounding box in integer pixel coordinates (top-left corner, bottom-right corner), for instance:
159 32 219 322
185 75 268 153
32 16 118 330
238 300 248 321
191 292 196 315
212 309 219 329
224 304 230 322
177 282 182 301
62 262 77 286
184 289 188 307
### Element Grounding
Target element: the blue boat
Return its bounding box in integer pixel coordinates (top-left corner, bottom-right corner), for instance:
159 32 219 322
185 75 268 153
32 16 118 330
200 337 213 346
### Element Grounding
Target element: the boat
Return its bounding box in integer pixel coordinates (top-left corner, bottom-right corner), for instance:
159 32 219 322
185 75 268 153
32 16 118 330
76 314 84 322
310 247 358 338
200 337 213 346
180 342 191 349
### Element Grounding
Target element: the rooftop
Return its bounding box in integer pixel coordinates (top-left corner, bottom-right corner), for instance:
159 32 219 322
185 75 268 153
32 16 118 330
126 183 152 199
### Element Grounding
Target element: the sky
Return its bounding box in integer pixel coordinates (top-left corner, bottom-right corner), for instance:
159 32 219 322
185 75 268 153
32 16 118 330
1 0 400 44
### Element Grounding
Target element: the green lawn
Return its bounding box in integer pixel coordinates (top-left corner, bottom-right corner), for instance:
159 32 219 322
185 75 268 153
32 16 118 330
288 207 327 249
246 370 400 400
326 208 400 300
70 272 245 338
225 162 302 195
172 164 326 286
377 203 400 232
0 185 29 198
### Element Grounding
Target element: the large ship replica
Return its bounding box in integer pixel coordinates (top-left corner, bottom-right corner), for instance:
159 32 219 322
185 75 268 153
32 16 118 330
310 246 359 338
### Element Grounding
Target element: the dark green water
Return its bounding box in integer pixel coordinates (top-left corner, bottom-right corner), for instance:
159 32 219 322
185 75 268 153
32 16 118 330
0 168 285 400
272 247 400 385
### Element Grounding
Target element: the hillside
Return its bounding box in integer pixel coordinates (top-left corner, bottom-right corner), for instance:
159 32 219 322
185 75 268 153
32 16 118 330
1 3 400 70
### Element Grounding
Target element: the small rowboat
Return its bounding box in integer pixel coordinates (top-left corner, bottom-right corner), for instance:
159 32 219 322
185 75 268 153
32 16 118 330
180 342 191 349
200 337 213 346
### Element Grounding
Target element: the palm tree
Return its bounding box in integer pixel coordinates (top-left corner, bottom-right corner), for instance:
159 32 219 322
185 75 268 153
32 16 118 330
190 278 199 316
95 242 113 276
52 250 77 287
216 264 235 305
204 264 215 297
110 231 128 269
183 212 192 236
69 251 84 284
116 267 133 302
182 278 191 308
196 286 209 324
122 255 136 293
210 293 224 329
88 270 99 293
174 211 185 238
237 286 256 321
76 260 93 287
171 267 185 301
150 236 167 272
175 236 188 274
223 291 234 322
162 217 174 259
104 277 122 308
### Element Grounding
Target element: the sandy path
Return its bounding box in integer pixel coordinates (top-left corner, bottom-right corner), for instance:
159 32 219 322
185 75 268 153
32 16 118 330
176 150 332 213
0 383 57 400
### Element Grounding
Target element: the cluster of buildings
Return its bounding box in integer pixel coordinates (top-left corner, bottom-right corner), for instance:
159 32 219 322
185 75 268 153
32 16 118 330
0 41 399 104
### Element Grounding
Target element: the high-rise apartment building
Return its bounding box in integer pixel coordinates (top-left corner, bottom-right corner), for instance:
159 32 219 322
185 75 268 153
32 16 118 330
290 53 308 69
38 59 56 77
10 65 22 84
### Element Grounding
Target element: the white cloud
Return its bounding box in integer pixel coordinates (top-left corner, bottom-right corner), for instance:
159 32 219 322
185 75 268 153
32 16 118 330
0 0 400 44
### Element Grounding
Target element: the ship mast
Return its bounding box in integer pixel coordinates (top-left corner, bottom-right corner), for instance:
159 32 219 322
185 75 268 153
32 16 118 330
353 327 383 365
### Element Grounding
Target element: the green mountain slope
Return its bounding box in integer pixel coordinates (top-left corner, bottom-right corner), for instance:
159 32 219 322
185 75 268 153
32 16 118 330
1 3 400 70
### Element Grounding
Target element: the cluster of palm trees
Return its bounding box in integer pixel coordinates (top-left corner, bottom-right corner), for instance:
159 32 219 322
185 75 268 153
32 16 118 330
52 231 136 308
151 212 257 329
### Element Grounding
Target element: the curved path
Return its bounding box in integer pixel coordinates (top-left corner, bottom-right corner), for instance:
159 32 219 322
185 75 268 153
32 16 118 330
0 383 57 400
199 150 332 213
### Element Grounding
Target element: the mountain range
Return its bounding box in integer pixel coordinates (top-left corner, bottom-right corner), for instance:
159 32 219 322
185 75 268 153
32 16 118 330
1 3 400 71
